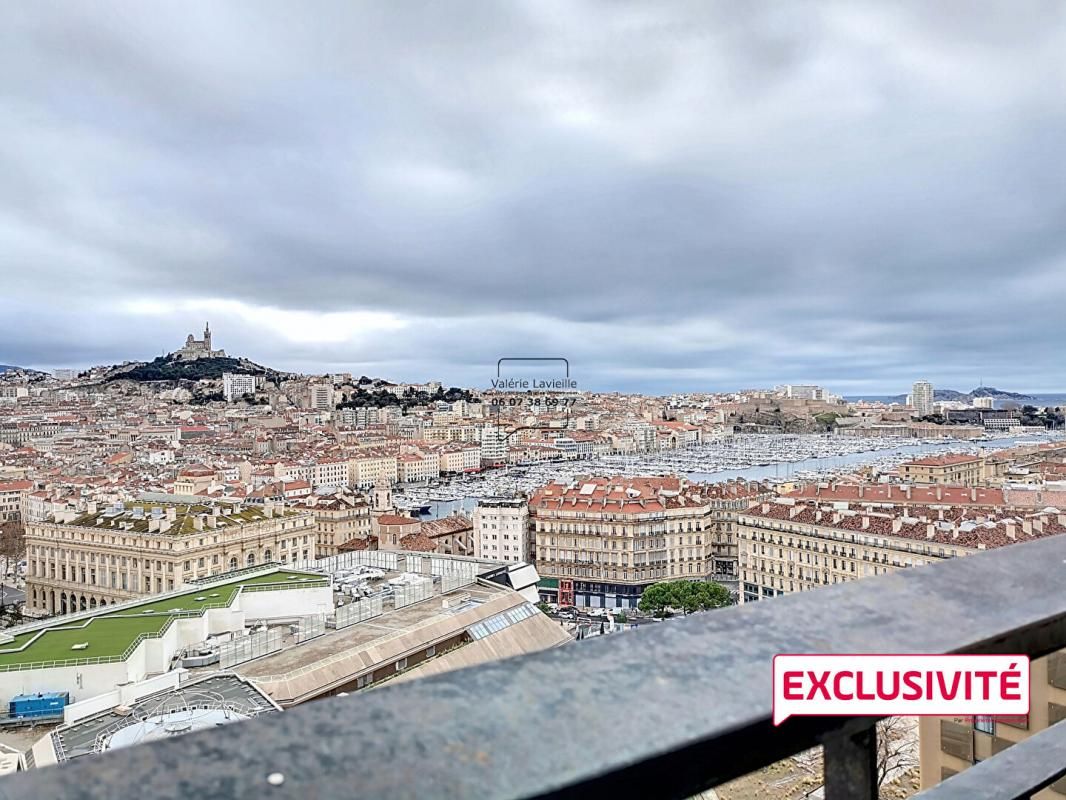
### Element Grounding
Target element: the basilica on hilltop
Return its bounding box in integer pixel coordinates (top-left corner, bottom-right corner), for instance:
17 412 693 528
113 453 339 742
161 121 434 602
172 322 227 361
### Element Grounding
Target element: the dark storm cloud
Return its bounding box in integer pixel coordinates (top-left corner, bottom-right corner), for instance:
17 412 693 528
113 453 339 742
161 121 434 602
2 0 1066 392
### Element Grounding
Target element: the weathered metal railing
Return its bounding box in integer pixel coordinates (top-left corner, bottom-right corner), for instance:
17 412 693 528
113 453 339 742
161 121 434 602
3 534 1066 800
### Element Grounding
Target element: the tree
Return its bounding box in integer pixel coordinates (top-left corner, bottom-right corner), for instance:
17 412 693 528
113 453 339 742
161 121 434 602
876 717 919 796
637 580 732 617
676 581 732 613
814 412 840 431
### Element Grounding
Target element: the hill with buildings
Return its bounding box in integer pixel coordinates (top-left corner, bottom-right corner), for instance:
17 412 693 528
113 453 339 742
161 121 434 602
103 354 278 384
98 322 283 386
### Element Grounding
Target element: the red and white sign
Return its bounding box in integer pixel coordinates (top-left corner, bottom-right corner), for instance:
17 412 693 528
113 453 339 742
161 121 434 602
772 654 1029 726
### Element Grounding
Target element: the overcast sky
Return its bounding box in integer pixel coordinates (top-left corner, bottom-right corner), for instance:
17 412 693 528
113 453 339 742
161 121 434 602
2 1 1065 394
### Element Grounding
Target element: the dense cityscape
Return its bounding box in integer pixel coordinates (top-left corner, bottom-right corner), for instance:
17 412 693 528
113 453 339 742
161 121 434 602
5 2 1066 799
0 324 1064 796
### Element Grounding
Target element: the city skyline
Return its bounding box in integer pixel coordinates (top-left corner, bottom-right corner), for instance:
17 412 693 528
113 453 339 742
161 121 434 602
3 3 1066 393
7 319 1063 398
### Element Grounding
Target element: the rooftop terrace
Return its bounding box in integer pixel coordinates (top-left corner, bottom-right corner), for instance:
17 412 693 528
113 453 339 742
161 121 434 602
0 568 326 670
56 501 301 536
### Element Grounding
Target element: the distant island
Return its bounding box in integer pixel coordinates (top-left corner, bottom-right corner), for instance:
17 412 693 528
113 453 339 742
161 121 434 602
876 386 1034 404
0 365 22 373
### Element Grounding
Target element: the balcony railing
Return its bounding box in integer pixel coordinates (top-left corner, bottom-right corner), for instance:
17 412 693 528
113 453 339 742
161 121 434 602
5 534 1066 799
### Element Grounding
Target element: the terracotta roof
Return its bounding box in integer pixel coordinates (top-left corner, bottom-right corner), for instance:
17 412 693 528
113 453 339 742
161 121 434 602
399 532 436 552
376 514 420 526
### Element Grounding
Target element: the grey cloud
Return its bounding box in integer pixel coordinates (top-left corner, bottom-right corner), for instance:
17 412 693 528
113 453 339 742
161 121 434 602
1 1 1065 393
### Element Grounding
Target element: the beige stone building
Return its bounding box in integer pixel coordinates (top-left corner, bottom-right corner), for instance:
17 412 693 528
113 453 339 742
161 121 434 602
899 454 984 486
0 479 31 521
530 476 768 609
736 496 1066 602
292 492 372 556
172 466 217 495
735 493 1066 797
24 500 316 616
348 450 398 488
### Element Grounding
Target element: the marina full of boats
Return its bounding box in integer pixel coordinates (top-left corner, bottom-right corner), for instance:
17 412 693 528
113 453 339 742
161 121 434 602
393 431 1066 518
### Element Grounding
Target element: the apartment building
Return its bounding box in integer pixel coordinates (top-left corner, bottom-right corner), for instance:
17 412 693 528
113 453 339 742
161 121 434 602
348 450 398 488
919 656 1066 797
473 496 530 563
899 454 984 486
734 492 1066 798
480 425 509 467
292 492 372 556
423 424 480 443
284 458 349 490
397 451 440 483
24 500 316 616
912 380 934 417
309 383 334 411
529 476 766 609
0 480 31 521
222 372 258 402
172 466 216 495
437 442 482 473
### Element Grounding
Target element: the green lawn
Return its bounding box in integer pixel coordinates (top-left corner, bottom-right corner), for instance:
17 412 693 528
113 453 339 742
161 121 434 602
0 569 328 668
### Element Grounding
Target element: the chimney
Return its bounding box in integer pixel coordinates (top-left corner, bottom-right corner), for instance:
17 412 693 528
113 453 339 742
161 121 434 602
926 524 935 540
205 515 217 529
166 507 177 522
892 518 903 534
971 488 977 502
861 516 870 530
86 501 98 515
1022 519 1033 535
1005 522 1016 540
905 486 912 500
192 515 203 531
936 486 943 501
148 519 160 534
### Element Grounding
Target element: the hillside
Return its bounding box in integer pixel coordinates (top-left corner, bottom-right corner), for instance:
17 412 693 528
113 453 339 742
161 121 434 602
103 354 278 384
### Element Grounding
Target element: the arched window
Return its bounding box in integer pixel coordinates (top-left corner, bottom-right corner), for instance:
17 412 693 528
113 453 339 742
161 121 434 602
229 557 238 571
89 597 97 609
79 596 87 611
246 553 256 566
263 549 272 563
